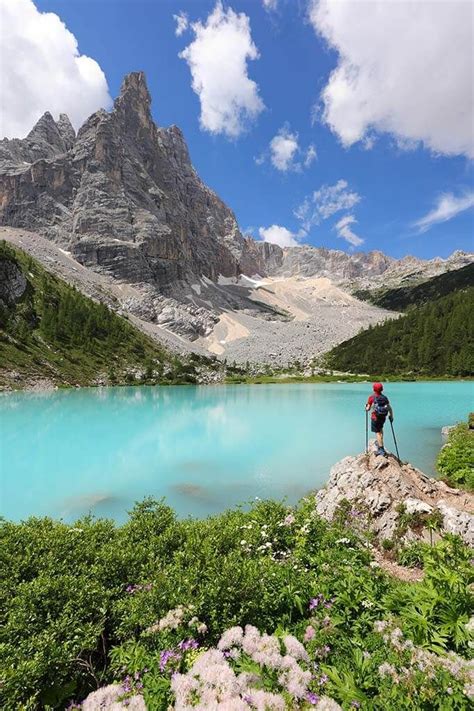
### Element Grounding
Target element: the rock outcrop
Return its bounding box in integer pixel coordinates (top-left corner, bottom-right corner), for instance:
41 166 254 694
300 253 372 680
0 255 27 307
315 450 474 546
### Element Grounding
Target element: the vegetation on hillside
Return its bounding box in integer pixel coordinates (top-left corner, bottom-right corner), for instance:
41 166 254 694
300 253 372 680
353 263 474 312
325 288 474 377
1 497 472 710
0 242 216 388
437 419 474 491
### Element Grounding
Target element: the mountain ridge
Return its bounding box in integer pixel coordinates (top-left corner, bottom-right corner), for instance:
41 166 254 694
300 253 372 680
1 71 472 363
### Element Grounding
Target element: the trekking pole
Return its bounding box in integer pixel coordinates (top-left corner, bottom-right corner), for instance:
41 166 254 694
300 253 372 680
365 410 368 453
390 419 400 461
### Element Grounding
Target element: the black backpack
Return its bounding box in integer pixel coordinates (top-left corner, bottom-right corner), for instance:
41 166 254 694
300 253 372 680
373 394 389 417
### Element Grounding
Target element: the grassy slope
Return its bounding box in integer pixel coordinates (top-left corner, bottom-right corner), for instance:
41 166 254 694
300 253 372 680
353 262 474 312
0 242 213 388
325 287 474 377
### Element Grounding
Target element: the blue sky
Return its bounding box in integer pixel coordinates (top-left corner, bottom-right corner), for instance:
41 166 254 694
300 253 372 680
5 0 474 259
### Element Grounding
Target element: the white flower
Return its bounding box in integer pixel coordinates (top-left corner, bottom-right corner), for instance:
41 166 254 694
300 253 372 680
369 561 380 568
335 537 351 545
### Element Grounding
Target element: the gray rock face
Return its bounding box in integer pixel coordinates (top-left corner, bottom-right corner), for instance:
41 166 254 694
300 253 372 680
0 257 27 306
0 72 259 291
259 244 474 288
315 449 474 546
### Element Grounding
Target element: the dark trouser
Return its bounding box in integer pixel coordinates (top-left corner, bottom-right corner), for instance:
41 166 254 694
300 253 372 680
371 416 386 434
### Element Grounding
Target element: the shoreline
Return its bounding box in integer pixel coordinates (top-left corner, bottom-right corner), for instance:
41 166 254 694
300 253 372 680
1 373 472 394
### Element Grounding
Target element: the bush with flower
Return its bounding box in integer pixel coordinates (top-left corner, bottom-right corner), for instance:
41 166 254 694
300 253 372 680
1 496 472 709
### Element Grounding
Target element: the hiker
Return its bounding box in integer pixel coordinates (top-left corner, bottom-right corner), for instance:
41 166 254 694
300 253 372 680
365 382 393 456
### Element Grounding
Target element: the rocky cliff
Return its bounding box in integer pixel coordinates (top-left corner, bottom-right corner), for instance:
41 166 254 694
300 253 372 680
0 72 260 288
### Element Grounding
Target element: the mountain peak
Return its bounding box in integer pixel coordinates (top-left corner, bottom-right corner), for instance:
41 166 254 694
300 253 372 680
115 71 151 111
56 114 75 149
26 111 65 151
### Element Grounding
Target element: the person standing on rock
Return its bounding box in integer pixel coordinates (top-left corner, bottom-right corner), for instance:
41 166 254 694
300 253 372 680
365 382 393 456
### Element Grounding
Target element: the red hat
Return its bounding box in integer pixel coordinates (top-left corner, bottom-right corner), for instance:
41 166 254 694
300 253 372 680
373 382 383 392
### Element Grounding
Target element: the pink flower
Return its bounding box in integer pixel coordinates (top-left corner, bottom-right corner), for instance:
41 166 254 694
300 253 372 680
218 626 244 650
283 635 309 662
304 625 316 642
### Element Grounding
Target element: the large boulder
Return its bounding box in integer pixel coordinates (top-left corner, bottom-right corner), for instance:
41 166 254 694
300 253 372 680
315 449 474 546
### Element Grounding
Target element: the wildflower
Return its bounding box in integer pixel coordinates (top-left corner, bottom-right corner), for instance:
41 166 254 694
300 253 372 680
306 691 320 705
282 513 295 526
218 626 244 650
373 620 388 633
81 685 146 711
464 682 474 699
378 662 396 678
240 540 247 545
160 648 180 672
335 537 351 544
196 622 208 634
278 656 312 698
315 698 343 710
318 674 329 686
350 702 361 708
369 561 380 569
283 634 309 662
178 638 199 652
244 689 286 710
158 605 186 631
304 625 315 642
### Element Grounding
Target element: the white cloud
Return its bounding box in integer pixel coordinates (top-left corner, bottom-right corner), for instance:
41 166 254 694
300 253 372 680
314 180 360 219
0 0 111 138
309 0 474 158
260 125 317 172
295 179 360 231
262 0 279 11
304 144 317 168
173 11 189 37
334 214 364 247
412 191 474 234
179 2 264 138
258 225 303 248
270 126 299 171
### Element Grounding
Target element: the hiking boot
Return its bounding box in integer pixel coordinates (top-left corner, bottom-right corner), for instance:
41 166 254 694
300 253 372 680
376 447 386 457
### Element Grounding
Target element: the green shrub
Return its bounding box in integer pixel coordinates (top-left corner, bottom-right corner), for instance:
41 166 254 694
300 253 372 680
0 500 472 709
437 422 474 491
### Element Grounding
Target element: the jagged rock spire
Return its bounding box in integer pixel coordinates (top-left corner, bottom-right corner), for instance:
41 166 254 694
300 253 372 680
56 114 75 150
27 111 63 147
113 71 153 130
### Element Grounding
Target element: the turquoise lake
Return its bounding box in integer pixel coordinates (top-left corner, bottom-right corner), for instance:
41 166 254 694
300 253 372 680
1 382 472 523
